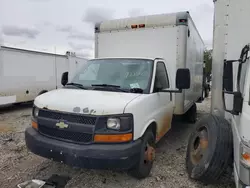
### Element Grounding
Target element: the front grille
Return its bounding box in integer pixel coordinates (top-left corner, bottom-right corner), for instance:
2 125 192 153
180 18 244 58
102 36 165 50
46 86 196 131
39 109 97 125
38 124 93 143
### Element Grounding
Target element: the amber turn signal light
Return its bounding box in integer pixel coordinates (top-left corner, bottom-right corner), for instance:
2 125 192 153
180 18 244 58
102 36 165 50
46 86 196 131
32 121 38 130
94 133 132 143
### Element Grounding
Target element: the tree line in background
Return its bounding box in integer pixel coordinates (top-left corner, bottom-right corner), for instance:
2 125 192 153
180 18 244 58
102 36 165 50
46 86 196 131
204 49 212 78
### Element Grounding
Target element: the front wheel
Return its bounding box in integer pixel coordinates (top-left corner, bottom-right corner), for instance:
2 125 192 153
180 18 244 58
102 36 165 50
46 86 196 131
129 129 156 179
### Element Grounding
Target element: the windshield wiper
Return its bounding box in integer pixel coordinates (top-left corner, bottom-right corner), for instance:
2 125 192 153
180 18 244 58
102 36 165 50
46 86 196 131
92 84 121 88
91 84 143 93
91 84 128 92
130 88 144 94
65 82 87 89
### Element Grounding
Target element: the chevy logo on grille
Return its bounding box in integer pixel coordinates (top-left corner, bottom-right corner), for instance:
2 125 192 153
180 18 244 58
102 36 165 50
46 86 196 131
56 121 69 129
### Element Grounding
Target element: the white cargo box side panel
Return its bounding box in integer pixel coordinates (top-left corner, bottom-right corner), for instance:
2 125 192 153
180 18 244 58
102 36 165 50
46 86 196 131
225 0 250 101
225 0 250 61
0 47 68 104
184 17 204 110
211 0 230 115
96 27 178 86
221 0 250 176
212 0 250 114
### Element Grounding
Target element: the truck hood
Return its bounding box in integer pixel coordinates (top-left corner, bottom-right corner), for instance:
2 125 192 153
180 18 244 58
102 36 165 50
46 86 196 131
34 88 141 115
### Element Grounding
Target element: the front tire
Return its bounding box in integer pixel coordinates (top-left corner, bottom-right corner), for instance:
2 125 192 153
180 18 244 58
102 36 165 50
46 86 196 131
186 114 233 184
129 129 156 179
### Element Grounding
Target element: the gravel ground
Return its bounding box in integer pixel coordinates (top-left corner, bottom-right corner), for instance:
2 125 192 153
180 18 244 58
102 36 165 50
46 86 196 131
0 94 235 188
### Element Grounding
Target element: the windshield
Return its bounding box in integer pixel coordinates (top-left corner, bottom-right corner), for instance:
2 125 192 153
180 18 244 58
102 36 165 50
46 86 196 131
70 58 153 93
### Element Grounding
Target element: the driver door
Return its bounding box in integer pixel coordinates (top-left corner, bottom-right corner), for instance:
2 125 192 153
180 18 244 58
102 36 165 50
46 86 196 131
153 60 175 142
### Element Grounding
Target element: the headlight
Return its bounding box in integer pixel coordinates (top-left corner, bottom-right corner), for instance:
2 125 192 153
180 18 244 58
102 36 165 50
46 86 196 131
240 142 250 168
33 107 39 118
107 118 121 130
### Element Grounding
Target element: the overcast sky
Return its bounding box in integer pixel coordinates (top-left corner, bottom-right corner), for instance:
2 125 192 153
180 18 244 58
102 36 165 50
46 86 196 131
0 0 214 58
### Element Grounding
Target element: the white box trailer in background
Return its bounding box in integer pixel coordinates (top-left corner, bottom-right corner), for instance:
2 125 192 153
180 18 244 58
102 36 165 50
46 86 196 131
94 11 205 117
0 46 88 106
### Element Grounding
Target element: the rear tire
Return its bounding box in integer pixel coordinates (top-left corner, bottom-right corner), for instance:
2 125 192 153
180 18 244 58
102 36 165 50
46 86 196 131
201 89 205 100
129 129 156 179
185 103 197 123
186 114 233 184
204 87 209 98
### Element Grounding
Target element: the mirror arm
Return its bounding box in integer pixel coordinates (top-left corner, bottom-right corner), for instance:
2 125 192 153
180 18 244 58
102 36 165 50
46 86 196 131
224 109 240 116
225 59 240 64
223 90 235 95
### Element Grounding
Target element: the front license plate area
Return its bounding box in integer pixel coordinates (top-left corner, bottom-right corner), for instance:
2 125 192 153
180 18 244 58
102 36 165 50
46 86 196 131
48 149 66 163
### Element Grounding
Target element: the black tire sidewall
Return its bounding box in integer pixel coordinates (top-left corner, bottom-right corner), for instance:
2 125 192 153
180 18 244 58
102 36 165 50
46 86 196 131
202 89 205 100
130 130 155 179
205 88 209 98
186 103 197 123
186 115 229 183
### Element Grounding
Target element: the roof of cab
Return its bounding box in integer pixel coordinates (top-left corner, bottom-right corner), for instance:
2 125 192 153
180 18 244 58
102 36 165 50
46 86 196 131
95 11 190 33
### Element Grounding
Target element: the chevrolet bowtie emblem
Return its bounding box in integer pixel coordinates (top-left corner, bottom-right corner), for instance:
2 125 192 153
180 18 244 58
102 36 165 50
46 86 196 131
56 121 69 129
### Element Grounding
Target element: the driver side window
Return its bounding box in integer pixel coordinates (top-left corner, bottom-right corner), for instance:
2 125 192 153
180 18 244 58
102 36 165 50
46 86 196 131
154 61 170 91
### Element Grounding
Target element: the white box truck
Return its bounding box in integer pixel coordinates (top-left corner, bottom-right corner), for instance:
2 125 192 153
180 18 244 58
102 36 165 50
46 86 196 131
185 0 250 187
95 11 206 116
24 11 204 179
0 46 88 106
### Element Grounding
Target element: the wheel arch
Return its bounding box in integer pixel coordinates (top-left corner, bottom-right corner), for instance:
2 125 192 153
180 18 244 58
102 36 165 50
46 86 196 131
139 120 157 141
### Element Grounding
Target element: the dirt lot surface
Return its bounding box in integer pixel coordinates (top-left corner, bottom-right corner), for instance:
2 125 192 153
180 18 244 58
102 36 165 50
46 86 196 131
0 95 235 188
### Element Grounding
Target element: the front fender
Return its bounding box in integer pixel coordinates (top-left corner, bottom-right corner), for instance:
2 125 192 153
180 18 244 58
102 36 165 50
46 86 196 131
139 119 157 138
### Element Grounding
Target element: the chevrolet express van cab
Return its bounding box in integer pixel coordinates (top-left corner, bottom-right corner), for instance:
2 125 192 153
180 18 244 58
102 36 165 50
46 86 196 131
25 11 204 179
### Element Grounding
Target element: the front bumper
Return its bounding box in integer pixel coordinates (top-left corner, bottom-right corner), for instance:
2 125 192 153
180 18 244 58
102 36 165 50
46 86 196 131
25 127 142 170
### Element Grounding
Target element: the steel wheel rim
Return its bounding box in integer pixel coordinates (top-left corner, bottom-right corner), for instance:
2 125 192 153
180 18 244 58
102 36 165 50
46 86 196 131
190 127 209 165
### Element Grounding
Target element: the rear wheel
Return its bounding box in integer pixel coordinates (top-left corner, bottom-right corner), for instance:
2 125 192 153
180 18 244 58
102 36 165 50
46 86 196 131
201 89 206 100
204 87 209 98
185 103 197 123
201 86 209 100
129 129 156 179
186 114 233 184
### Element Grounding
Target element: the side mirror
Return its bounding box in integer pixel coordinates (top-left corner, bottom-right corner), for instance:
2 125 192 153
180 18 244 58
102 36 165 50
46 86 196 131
233 92 244 113
222 45 250 115
176 68 190 89
223 91 243 115
223 61 233 92
61 72 68 86
222 60 243 115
